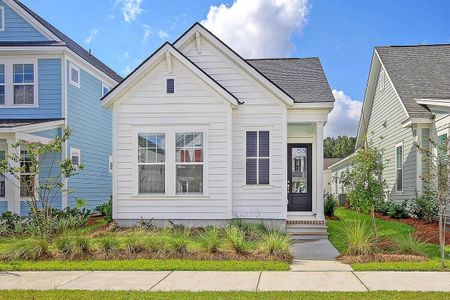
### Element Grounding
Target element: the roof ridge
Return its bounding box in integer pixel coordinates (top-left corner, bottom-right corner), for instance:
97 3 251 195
376 43 450 49
246 57 319 61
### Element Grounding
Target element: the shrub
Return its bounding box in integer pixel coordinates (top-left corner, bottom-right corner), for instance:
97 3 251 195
96 197 113 223
9 238 49 260
342 219 373 256
226 225 247 254
374 201 392 215
324 193 337 217
0 211 23 231
145 235 165 253
73 236 90 255
259 231 291 258
393 233 427 256
410 189 438 223
124 235 147 254
199 226 222 253
386 201 409 219
55 236 73 256
98 236 120 254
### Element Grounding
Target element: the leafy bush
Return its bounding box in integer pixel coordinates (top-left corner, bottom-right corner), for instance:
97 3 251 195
226 225 247 254
342 219 373 256
98 236 120 254
55 236 73 256
374 201 392 215
0 211 23 232
8 238 49 260
324 193 337 217
96 197 113 223
410 189 438 223
124 235 147 254
199 226 222 253
386 201 409 219
393 233 427 256
259 231 291 258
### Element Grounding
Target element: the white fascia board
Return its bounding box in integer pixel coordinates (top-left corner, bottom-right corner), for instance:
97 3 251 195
5 0 62 42
174 25 294 106
0 120 65 133
15 132 52 144
290 102 334 110
102 43 239 108
401 117 433 128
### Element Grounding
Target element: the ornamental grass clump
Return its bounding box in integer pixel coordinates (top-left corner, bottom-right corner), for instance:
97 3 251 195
259 230 291 258
72 236 90 256
393 233 427 256
226 225 247 254
98 236 120 254
342 219 374 256
199 226 222 253
124 235 147 254
55 236 73 256
8 238 49 260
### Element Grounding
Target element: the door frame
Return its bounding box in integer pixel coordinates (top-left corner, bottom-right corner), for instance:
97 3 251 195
287 143 312 212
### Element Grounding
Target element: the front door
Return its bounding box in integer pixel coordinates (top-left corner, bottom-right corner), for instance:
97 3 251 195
287 144 312 211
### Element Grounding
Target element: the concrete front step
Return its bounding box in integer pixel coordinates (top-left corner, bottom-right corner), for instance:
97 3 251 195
286 227 328 234
288 232 329 240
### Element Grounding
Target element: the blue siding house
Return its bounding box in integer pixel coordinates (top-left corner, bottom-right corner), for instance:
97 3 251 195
0 0 122 215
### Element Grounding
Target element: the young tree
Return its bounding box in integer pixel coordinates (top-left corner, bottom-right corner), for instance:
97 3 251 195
0 129 84 237
416 136 449 271
341 138 386 238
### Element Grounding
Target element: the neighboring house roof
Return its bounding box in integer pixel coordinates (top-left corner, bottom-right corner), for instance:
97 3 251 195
247 58 335 103
376 44 450 119
11 0 122 83
323 158 342 170
328 153 355 171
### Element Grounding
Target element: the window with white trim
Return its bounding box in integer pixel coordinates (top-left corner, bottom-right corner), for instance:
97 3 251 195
166 78 175 94
20 151 33 197
0 7 4 31
138 133 165 194
69 63 80 88
246 131 270 185
13 64 35 105
0 150 5 197
70 148 81 166
0 64 4 105
176 133 203 194
102 83 110 97
395 143 403 192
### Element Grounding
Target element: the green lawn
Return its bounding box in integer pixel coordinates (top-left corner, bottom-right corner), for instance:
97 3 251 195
328 208 450 271
0 258 289 271
0 291 449 300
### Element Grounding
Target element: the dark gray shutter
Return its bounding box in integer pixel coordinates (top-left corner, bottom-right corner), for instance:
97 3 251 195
166 78 175 94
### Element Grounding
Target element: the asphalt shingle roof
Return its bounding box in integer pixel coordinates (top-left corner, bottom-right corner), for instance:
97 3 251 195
246 58 335 103
13 0 122 83
376 44 450 119
0 118 64 129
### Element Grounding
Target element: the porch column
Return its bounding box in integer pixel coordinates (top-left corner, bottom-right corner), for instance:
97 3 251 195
316 122 325 220
6 136 20 214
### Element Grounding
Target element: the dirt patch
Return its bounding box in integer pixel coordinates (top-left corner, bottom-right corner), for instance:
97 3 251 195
338 253 428 264
374 213 450 245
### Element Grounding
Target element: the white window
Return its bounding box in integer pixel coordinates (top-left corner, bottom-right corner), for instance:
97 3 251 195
0 64 4 105
69 63 80 88
102 83 110 97
176 133 203 194
20 151 33 198
138 133 165 194
166 78 175 94
246 131 270 185
13 64 35 105
70 148 81 166
395 142 403 192
0 7 4 31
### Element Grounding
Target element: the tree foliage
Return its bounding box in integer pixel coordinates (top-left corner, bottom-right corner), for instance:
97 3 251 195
324 136 356 158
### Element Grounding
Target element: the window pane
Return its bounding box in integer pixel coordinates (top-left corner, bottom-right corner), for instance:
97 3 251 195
397 169 403 191
246 131 257 157
246 158 257 185
176 133 203 163
0 86 4 105
13 64 34 84
396 146 402 169
139 165 165 193
14 85 34 104
0 174 5 198
259 158 269 184
166 78 174 94
0 64 4 83
259 131 269 157
176 165 203 193
292 147 307 193
138 134 165 163
71 67 79 83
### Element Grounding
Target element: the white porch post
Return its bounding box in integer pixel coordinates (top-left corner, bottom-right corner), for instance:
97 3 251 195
316 122 325 221
6 135 20 214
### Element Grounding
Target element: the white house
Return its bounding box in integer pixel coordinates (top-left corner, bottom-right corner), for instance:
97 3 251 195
101 23 334 235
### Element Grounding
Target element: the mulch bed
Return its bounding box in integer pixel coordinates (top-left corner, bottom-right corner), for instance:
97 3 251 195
338 253 428 264
374 213 450 245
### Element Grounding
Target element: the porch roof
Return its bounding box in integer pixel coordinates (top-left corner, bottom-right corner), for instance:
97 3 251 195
0 118 65 132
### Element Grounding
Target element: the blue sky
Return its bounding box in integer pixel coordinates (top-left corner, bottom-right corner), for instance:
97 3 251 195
21 0 450 136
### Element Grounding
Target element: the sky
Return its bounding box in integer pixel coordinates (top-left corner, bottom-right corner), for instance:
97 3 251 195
21 0 450 137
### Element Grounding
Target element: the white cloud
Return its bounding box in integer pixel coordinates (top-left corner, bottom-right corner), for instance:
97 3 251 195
324 89 362 138
85 28 99 44
201 0 309 58
117 0 144 23
142 24 151 43
123 65 133 75
158 30 169 40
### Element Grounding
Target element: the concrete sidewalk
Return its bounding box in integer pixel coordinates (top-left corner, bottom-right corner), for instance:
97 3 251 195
1 271 450 292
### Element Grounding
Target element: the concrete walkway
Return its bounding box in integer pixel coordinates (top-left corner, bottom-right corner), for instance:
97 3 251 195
1 271 450 291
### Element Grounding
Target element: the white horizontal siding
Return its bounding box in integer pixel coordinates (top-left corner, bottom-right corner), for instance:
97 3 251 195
114 59 231 220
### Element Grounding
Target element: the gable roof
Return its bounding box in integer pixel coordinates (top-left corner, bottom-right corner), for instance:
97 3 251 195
247 58 335 103
101 42 240 108
375 44 450 119
10 0 122 83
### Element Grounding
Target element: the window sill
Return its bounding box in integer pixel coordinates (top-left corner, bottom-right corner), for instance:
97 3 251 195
0 104 38 108
241 184 273 189
132 194 210 200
